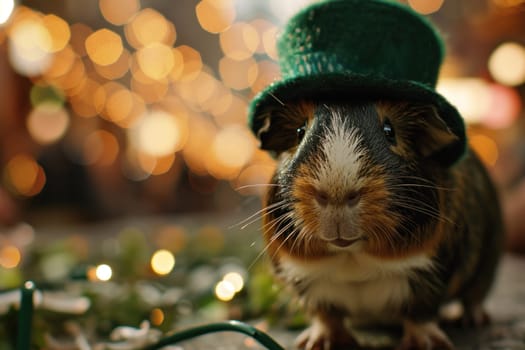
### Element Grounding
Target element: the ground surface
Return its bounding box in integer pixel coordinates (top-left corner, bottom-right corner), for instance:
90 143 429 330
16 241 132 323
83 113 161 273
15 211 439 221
174 254 525 350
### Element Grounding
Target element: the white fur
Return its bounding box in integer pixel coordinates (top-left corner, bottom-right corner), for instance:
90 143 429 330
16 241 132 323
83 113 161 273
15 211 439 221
305 109 366 241
314 109 365 194
280 253 434 322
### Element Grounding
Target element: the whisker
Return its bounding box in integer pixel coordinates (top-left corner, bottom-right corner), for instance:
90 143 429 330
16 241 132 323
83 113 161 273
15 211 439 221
395 175 456 191
393 196 443 214
234 183 282 192
240 202 290 230
231 199 289 229
268 92 285 106
389 183 455 192
394 199 453 224
269 220 298 263
248 211 294 270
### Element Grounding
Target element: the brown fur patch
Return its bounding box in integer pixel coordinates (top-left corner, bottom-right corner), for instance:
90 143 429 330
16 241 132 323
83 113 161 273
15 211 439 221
257 101 316 153
375 102 458 160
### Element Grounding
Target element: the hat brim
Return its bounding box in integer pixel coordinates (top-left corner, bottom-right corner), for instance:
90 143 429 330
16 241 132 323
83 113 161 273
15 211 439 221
248 72 466 166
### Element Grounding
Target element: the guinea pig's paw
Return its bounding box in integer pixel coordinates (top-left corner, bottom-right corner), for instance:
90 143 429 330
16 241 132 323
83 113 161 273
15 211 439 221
295 318 356 350
397 320 454 350
462 304 490 328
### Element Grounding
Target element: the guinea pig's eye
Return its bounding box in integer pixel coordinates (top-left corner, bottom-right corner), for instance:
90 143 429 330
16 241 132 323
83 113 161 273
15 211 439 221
382 119 396 145
296 123 307 143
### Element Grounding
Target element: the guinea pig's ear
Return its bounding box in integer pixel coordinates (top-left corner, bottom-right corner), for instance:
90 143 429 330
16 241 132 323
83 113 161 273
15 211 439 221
415 106 463 164
251 102 314 156
252 110 290 155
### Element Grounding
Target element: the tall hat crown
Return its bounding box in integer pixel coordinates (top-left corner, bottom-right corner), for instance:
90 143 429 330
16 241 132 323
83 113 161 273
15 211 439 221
248 0 466 166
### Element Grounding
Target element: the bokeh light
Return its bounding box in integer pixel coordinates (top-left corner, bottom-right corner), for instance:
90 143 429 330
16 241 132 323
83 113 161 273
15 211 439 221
219 56 258 90
268 0 316 22
69 23 92 57
130 110 185 157
50 55 86 93
483 84 521 129
470 134 499 167
182 116 216 175
4 154 46 197
150 308 165 326
172 45 203 82
69 79 105 118
42 14 70 52
42 45 76 81
93 48 131 80
99 0 140 26
235 160 276 196
136 43 175 80
488 42 525 86
407 0 444 14
95 264 113 281
150 249 176 275
26 103 70 144
102 83 133 123
83 130 120 166
0 245 21 269
8 17 53 76
195 0 236 34
214 280 236 301
211 124 255 169
437 78 491 124
0 0 15 24
251 60 280 94
85 28 124 66
125 8 175 49
222 272 244 293
219 22 259 61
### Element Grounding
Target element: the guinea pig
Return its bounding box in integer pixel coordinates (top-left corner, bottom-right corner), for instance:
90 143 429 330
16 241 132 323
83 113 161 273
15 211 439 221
255 99 503 350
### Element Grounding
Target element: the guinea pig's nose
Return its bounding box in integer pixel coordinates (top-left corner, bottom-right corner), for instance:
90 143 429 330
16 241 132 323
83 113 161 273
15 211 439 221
313 189 360 207
314 190 330 207
346 191 361 207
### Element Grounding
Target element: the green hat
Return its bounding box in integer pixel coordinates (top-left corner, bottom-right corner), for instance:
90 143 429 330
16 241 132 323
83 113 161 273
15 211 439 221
248 0 466 166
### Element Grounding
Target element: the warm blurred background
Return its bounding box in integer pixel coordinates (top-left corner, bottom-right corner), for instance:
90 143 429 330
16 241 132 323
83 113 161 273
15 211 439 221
0 0 525 348
0 0 525 223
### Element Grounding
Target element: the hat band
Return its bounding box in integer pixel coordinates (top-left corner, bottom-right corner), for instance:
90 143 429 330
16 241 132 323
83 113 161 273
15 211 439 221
280 52 437 88
281 52 345 79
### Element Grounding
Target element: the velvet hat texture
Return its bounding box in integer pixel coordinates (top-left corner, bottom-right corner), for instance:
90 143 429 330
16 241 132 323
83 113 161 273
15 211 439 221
248 0 466 166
